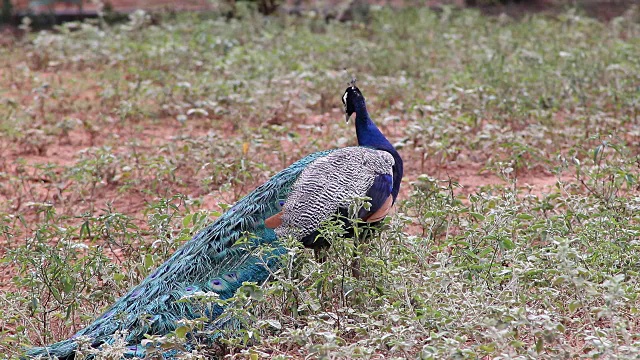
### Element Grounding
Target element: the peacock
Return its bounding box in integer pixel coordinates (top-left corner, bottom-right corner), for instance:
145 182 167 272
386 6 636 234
26 83 403 359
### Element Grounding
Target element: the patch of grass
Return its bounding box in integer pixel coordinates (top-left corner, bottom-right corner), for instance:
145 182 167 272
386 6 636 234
0 4 639 359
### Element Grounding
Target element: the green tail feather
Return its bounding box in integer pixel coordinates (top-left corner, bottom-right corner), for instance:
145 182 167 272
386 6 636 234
25 150 333 359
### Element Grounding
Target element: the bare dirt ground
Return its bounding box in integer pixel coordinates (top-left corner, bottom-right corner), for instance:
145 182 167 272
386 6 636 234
0 113 564 225
0 68 566 233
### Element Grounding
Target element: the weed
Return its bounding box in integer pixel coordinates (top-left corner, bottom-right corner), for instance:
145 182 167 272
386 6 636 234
1 4 639 359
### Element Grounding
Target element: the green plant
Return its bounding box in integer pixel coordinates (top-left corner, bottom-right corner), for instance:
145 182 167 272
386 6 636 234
1 5 640 359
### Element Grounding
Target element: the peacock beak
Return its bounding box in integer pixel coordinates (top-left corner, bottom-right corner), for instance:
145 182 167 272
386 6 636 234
345 112 353 123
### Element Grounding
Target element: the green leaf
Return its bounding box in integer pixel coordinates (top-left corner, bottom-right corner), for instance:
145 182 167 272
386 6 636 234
568 301 580 312
593 144 603 163
625 173 635 185
470 212 485 221
182 214 193 227
144 254 154 269
29 297 39 313
65 304 73 320
50 287 62 303
516 213 534 220
500 238 515 250
536 337 544 353
79 221 91 239
249 288 264 301
62 276 74 293
479 343 495 353
175 326 188 339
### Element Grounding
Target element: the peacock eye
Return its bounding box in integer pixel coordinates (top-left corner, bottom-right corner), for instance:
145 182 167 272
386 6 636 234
342 91 348 105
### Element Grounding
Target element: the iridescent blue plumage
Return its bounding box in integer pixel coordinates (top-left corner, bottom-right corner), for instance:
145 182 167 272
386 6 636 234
26 85 403 359
345 86 403 204
26 150 333 359
360 173 393 219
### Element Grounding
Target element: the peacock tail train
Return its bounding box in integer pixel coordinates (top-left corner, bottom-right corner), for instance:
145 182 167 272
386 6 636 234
26 150 334 359
26 84 404 360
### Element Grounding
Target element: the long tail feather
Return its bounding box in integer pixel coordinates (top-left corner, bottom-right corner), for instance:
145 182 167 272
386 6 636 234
25 151 332 359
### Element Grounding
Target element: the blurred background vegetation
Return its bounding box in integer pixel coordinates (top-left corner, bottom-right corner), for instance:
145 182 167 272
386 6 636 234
1 0 639 29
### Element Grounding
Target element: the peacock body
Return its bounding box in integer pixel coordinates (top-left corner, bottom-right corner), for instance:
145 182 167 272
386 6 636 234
273 147 395 242
26 85 403 359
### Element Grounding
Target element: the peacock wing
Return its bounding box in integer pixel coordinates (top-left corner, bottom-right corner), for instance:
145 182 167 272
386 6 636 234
271 146 395 241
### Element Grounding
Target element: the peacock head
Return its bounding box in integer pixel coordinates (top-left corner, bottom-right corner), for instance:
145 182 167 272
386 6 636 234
342 82 365 123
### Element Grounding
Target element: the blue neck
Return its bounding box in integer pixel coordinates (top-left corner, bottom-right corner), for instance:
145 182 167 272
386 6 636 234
353 99 404 202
